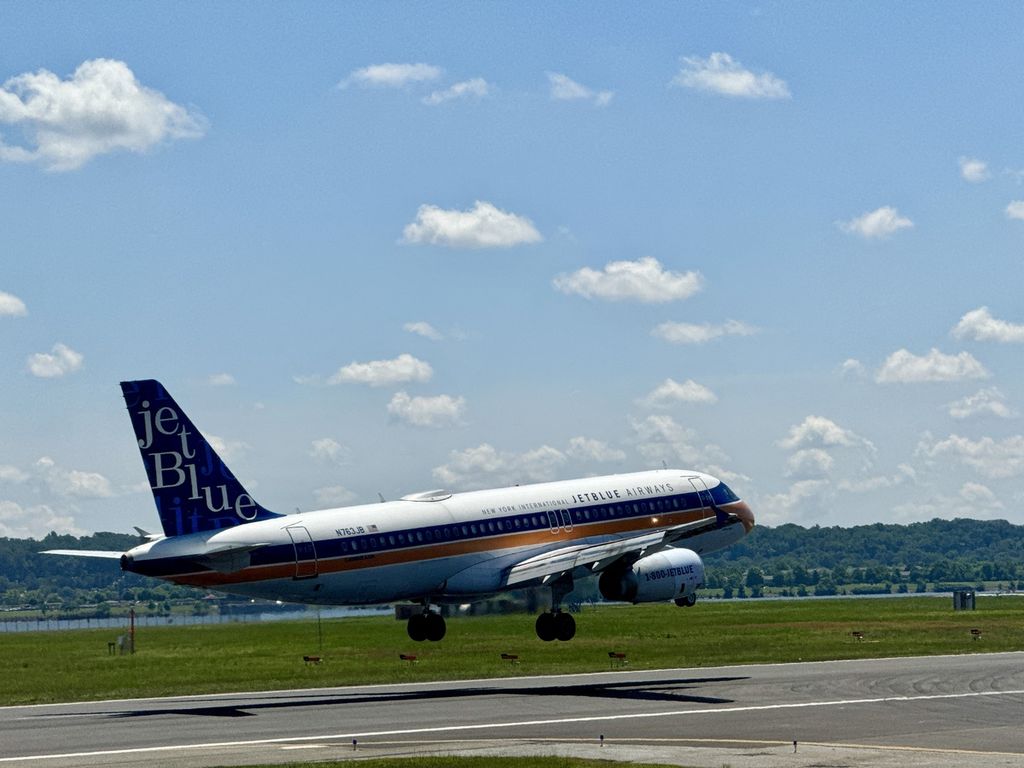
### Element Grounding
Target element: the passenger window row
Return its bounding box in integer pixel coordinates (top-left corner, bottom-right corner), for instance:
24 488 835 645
335 489 722 556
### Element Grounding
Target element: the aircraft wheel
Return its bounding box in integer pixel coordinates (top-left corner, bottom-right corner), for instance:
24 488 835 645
407 612 428 641
425 611 447 642
674 594 698 608
535 611 556 641
554 611 576 641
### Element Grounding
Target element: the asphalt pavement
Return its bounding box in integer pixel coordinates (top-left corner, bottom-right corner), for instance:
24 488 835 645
2 651 1022 767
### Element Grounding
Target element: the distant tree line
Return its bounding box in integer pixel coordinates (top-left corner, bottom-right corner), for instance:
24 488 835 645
1 517 1021 615
0 532 199 615
702 517 1024 598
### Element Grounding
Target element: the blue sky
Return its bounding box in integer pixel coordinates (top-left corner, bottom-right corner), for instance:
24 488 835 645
2 3 1023 537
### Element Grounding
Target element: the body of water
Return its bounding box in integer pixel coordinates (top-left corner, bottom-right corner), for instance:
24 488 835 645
0 605 392 633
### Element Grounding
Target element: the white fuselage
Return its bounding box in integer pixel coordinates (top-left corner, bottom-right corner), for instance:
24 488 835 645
124 469 753 605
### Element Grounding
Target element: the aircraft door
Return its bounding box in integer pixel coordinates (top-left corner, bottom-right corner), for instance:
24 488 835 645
546 511 560 533
689 477 714 515
559 509 574 532
286 526 318 580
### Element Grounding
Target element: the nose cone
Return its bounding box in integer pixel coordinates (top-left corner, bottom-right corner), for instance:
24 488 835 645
733 500 755 533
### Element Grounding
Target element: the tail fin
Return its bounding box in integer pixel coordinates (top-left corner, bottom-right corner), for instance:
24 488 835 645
120 379 281 537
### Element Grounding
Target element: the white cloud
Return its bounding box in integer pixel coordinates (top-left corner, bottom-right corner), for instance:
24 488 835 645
0 500 83 538
327 353 433 387
554 257 702 303
760 479 830 523
951 306 1024 343
309 437 350 465
652 319 758 344
402 201 542 249
422 78 489 106
671 52 790 99
836 465 916 493
0 465 29 483
339 63 442 89
34 456 114 498
891 481 1003 520
839 358 867 378
838 206 913 239
1005 201 1024 220
547 72 613 107
433 443 567 489
630 414 728 468
875 348 989 384
777 438 914 502
778 415 874 453
387 391 466 428
0 58 205 172
313 485 357 507
206 435 250 463
0 290 27 317
640 378 718 408
959 156 990 183
403 321 443 341
785 449 834 479
66 470 115 498
959 481 1003 509
703 464 752 487
27 342 83 378
566 437 626 463
916 433 1024 479
208 373 236 386
945 388 1017 420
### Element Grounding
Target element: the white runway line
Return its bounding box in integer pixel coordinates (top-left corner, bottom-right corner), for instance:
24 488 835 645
3 687 1024 763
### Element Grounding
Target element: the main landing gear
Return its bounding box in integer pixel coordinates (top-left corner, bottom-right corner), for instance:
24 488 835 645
407 609 446 642
535 573 576 641
535 610 575 641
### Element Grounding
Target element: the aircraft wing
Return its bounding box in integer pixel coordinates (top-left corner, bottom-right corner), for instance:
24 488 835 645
504 509 736 587
42 549 124 559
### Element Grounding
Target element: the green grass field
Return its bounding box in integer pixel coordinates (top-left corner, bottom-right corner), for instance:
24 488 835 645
4 596 1022 706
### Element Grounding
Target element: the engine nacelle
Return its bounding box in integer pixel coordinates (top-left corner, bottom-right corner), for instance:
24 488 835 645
598 547 705 604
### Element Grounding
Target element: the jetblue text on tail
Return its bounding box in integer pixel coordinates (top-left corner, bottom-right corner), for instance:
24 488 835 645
121 380 279 536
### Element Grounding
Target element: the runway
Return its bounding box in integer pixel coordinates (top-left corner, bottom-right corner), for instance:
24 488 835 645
3 652 1023 768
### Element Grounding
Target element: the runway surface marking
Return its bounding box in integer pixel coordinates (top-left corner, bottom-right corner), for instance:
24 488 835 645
3 687 1023 763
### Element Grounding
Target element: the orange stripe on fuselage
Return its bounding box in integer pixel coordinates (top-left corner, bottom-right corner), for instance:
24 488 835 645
167 503 740 588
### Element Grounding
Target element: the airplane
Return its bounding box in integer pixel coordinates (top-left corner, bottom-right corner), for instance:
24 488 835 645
47 379 754 642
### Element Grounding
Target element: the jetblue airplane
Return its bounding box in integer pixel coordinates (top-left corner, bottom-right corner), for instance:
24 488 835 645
48 379 754 642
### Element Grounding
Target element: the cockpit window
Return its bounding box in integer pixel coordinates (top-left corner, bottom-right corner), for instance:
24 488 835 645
710 482 740 505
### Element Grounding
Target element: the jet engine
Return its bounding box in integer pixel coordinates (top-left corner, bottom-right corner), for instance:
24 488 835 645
598 547 704 604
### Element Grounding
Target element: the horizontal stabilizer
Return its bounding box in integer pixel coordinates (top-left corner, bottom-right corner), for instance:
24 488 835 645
133 526 164 542
42 549 123 559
